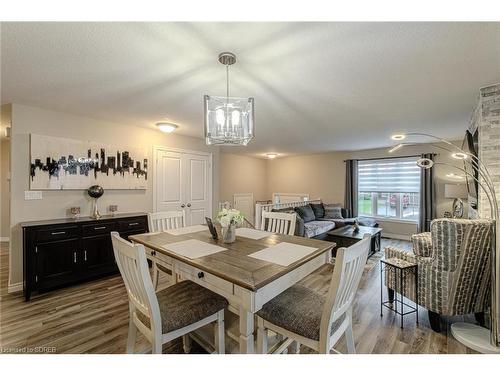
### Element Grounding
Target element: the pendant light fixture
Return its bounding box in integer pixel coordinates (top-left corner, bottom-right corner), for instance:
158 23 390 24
204 52 254 146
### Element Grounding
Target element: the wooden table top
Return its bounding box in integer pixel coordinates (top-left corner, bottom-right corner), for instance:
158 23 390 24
129 229 335 292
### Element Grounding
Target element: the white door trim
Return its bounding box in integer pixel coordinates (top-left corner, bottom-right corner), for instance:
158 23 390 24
152 146 213 220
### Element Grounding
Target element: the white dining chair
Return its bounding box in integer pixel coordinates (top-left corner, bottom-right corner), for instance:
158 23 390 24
147 211 185 289
256 234 371 354
260 211 296 236
111 232 227 354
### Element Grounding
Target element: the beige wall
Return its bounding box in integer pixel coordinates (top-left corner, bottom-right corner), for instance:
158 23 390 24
219 153 268 204
266 152 348 205
1 104 12 240
9 103 220 287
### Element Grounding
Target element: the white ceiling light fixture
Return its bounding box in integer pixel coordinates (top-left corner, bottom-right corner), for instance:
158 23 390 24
204 52 255 146
391 134 406 141
266 153 278 159
156 122 178 133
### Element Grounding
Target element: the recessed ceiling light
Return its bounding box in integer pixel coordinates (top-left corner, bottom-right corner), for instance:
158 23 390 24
156 122 178 133
391 134 406 141
266 153 278 159
451 152 468 160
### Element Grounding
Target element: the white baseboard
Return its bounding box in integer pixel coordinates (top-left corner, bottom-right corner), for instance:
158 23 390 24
382 233 411 241
7 282 23 293
0 237 9 242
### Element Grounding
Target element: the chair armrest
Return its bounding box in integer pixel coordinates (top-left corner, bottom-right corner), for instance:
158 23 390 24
384 246 417 264
411 232 432 258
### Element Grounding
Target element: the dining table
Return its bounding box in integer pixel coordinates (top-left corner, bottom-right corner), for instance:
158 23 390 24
129 226 335 354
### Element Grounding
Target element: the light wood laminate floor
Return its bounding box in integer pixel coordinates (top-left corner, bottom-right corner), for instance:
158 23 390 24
0 239 473 354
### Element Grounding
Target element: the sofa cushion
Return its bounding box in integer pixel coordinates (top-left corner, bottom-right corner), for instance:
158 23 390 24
303 220 335 238
295 205 316 223
319 218 356 228
309 203 325 220
357 217 379 227
324 204 343 219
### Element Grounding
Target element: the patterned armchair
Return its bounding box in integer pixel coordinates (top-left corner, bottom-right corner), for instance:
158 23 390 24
384 218 492 332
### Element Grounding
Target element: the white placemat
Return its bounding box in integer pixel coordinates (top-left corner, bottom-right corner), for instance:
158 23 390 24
165 225 208 236
235 227 271 240
248 242 318 266
161 239 226 259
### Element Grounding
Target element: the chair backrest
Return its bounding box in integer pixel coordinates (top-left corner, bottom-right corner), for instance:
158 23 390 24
111 232 161 334
260 211 296 235
430 218 492 272
320 234 370 343
148 210 185 232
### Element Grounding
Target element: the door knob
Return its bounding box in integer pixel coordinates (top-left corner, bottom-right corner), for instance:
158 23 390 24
187 203 191 207
181 204 185 208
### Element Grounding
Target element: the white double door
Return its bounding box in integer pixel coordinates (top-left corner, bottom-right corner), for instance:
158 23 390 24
155 148 212 225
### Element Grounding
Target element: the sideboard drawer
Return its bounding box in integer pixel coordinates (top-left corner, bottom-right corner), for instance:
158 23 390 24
119 217 147 232
82 222 118 237
36 226 80 242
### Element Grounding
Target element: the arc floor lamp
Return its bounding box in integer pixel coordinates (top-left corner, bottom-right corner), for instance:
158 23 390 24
389 132 500 353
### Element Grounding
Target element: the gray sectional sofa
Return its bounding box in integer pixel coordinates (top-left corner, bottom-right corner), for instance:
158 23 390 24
273 202 378 240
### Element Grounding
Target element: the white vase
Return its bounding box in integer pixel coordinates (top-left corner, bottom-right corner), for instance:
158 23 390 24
222 224 236 244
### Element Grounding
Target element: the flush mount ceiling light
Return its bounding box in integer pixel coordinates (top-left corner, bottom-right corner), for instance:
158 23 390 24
391 134 406 141
266 153 278 159
204 52 255 146
156 122 178 133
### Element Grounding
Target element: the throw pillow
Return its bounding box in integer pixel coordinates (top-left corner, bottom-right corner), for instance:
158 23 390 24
294 204 316 223
309 203 325 219
324 204 344 219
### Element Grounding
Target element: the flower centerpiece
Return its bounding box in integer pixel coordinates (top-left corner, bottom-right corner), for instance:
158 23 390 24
216 208 244 244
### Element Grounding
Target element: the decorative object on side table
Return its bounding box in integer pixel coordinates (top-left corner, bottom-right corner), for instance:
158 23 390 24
109 204 118 216
217 208 244 244
444 183 468 218
70 206 81 219
87 185 104 219
389 131 500 352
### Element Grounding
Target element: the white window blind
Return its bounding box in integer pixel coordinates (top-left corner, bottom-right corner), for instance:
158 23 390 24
358 157 420 193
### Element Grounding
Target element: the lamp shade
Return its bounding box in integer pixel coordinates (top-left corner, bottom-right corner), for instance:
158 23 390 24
444 184 468 199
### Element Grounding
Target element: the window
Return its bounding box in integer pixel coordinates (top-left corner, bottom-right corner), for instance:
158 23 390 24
357 157 420 221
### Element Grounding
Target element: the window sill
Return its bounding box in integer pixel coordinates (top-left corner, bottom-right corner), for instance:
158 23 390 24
358 216 418 225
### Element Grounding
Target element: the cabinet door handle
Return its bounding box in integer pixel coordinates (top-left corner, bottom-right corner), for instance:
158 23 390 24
84 250 87 261
197 272 204 279
73 252 77 263
52 231 66 235
94 226 106 230
128 222 139 226
181 204 186 208
187 203 191 207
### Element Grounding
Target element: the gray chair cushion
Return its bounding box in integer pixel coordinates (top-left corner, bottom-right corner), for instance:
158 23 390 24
257 284 344 341
309 203 325 220
136 280 228 334
303 220 335 238
295 205 316 223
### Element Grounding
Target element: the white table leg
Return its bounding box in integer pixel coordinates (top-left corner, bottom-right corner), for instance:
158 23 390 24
239 308 254 354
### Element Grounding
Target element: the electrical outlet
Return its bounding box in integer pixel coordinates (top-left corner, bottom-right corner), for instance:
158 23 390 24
24 191 43 200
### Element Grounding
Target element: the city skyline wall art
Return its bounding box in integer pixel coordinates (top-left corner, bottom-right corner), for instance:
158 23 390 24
30 134 148 190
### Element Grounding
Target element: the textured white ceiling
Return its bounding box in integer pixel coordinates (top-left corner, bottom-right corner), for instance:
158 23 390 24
1 22 499 156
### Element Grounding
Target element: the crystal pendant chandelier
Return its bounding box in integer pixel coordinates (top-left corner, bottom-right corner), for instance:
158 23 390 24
204 52 254 146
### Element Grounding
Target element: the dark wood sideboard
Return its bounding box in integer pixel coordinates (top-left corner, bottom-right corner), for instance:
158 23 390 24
21 213 148 301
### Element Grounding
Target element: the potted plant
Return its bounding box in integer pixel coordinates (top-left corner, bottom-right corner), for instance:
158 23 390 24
217 208 244 244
